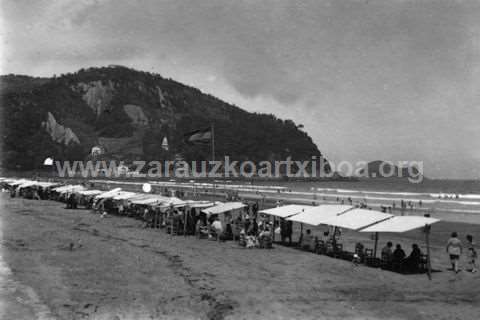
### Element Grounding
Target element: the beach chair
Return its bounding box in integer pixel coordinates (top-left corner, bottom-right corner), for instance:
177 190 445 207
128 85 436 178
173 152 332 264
330 243 343 258
364 249 375 266
335 243 343 252
381 253 393 270
259 235 273 249
197 226 209 239
419 254 428 272
315 240 326 255
391 259 403 273
232 223 242 241
325 241 335 256
170 221 179 236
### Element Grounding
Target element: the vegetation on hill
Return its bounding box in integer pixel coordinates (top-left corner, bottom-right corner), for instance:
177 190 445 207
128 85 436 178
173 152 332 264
1 66 325 172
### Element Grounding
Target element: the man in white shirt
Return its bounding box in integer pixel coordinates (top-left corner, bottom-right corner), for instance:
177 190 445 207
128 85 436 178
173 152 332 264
211 216 223 235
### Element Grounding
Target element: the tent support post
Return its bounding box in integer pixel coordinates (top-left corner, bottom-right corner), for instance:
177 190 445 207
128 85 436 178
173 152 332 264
300 223 303 246
272 216 276 242
184 209 188 237
425 225 432 280
332 226 337 249
373 232 379 258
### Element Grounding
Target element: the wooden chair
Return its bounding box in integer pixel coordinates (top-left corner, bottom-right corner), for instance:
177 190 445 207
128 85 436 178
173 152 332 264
170 221 179 236
419 254 428 272
334 243 344 258
335 243 343 252
315 240 326 255
381 253 393 270
364 248 375 266
259 236 273 249
325 241 335 256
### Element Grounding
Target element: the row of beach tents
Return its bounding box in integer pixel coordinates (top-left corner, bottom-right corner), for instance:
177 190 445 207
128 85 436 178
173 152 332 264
1 177 440 267
1 177 440 231
1 177 442 278
0 177 247 215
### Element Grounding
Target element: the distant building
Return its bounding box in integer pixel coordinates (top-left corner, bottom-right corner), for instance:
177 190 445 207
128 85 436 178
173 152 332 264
161 137 169 151
91 146 104 157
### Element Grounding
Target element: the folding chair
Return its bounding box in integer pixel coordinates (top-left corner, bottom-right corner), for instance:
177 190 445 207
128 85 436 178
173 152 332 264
315 240 325 254
364 248 375 266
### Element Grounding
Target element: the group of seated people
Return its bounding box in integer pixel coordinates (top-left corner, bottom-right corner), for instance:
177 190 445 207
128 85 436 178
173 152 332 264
296 228 426 273
354 241 425 272
10 185 48 201
380 242 425 273
239 222 273 249
194 211 273 249
300 229 343 253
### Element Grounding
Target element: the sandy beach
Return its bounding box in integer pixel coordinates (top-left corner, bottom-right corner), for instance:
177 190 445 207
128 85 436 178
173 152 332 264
1 193 480 320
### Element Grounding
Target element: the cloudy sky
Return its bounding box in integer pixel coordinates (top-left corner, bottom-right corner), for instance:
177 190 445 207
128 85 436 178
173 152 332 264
1 0 480 178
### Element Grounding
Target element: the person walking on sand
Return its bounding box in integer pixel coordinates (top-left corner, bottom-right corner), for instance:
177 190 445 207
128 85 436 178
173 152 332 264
446 232 462 273
466 235 478 273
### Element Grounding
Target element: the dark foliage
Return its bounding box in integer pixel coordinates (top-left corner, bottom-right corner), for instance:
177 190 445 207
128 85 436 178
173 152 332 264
1 66 324 170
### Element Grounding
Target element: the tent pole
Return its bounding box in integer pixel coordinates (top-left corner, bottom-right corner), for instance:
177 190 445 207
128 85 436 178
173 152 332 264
300 223 303 246
425 224 432 280
184 209 187 237
272 216 276 242
332 226 337 248
373 232 379 258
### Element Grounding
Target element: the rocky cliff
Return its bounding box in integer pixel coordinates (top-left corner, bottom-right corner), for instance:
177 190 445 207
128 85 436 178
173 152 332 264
42 112 80 145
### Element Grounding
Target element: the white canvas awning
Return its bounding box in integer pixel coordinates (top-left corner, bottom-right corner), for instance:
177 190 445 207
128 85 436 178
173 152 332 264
155 197 186 207
10 179 30 186
52 185 69 192
53 185 86 193
122 193 154 201
259 204 314 218
94 188 122 199
35 182 60 188
287 205 353 226
129 195 170 205
76 189 104 196
54 184 80 192
17 181 40 189
185 200 222 209
60 186 86 194
360 216 440 233
129 198 160 205
112 191 139 200
202 202 247 215
320 208 393 231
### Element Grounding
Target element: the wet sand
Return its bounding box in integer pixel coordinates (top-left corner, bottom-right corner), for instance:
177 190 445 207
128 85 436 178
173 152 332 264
1 193 480 320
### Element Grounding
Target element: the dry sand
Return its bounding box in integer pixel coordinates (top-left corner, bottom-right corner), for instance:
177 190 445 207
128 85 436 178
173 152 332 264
1 193 479 320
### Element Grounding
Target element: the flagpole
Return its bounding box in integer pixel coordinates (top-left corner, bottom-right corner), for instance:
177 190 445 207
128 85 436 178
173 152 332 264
211 123 216 197
211 123 215 162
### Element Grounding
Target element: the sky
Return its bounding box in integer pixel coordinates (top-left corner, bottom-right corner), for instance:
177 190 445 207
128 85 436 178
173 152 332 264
1 0 480 179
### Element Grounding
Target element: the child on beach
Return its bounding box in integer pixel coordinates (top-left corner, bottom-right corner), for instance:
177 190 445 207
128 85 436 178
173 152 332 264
446 232 462 273
466 235 478 273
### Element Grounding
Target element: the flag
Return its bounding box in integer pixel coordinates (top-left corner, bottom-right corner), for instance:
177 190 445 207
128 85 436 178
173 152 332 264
184 127 212 145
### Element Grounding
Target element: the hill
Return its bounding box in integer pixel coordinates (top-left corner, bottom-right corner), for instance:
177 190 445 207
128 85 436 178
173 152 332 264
359 160 424 180
0 66 326 173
